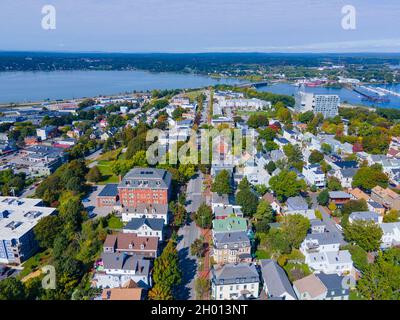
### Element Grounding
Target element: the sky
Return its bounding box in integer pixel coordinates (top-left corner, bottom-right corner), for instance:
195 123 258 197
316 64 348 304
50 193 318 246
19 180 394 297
0 0 399 53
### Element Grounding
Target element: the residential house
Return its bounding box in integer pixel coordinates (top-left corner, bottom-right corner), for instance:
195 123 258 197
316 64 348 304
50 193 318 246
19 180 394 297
101 281 144 300
300 232 352 275
213 205 243 220
316 273 350 300
212 217 248 234
333 168 357 188
122 203 168 225
103 233 159 258
260 259 297 300
380 222 400 249
371 186 400 210
262 193 281 214
212 231 252 265
303 164 326 188
348 211 383 224
123 218 164 241
93 252 151 289
293 274 327 300
284 196 316 219
211 263 260 300
328 191 352 207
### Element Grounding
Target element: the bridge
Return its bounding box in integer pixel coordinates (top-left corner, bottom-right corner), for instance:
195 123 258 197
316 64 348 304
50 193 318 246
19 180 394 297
236 81 269 89
347 84 391 103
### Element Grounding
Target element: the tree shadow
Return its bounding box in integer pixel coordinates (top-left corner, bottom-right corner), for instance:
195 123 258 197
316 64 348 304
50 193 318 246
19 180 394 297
175 247 197 300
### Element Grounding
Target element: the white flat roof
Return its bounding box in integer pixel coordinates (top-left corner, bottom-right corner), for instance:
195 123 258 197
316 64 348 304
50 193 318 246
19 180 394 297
0 197 56 240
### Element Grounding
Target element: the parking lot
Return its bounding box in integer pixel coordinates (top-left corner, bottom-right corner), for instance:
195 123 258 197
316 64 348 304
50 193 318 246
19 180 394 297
83 185 116 219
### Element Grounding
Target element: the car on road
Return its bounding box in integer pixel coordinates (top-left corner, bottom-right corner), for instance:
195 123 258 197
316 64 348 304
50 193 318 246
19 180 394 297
335 223 343 232
82 198 90 203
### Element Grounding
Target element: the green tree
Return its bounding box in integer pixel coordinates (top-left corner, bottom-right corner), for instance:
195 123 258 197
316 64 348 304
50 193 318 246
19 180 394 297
283 144 303 164
343 220 383 252
86 166 102 183
308 150 324 164
194 278 210 300
211 170 232 195
352 166 389 191
383 210 399 223
317 189 329 206
34 215 64 249
281 214 310 249
194 203 212 229
236 188 259 217
327 176 342 191
152 239 182 294
254 200 274 222
0 277 26 300
247 113 269 128
148 283 173 300
269 170 306 202
321 143 332 155
265 161 276 175
190 238 205 257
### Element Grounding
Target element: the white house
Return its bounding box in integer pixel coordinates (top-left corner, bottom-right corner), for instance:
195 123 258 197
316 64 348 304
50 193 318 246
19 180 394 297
300 232 353 275
93 252 152 289
380 222 400 249
303 164 326 188
333 168 358 189
123 218 164 241
211 263 260 300
121 203 168 224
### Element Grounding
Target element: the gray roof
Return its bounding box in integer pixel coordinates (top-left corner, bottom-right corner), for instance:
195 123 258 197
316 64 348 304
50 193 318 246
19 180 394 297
349 211 380 223
286 196 308 211
118 168 172 190
124 218 164 231
260 259 297 299
340 168 358 178
214 205 242 218
101 252 150 275
211 263 259 285
98 184 119 197
315 273 349 297
329 191 352 199
213 231 250 249
305 231 341 245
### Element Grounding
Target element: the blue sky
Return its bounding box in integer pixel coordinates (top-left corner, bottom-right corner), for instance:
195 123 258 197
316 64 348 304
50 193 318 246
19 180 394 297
1 0 399 53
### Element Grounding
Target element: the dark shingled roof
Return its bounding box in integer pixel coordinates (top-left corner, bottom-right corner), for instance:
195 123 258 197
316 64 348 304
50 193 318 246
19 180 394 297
98 184 119 197
124 218 164 231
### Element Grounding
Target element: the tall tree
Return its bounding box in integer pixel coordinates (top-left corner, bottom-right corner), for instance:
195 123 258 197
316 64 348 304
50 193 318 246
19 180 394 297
211 170 232 195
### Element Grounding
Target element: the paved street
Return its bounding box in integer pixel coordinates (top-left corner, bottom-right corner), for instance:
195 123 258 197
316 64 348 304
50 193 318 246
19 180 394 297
185 172 205 214
175 172 205 300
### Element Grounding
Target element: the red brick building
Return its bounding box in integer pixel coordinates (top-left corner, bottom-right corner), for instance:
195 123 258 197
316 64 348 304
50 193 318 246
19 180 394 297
118 168 172 208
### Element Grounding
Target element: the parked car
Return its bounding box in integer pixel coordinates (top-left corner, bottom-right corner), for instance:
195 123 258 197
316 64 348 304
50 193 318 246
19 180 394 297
0 265 8 275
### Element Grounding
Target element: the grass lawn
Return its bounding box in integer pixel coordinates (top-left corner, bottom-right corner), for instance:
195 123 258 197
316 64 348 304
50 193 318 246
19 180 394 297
284 263 312 282
97 148 122 161
18 249 52 279
107 215 124 229
349 290 366 300
97 160 119 184
255 249 272 260
184 90 204 102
